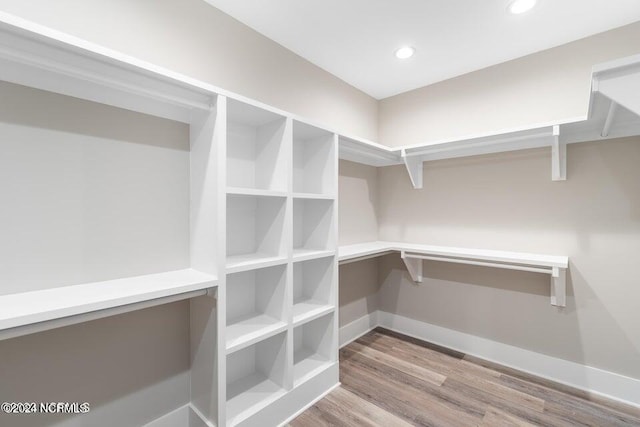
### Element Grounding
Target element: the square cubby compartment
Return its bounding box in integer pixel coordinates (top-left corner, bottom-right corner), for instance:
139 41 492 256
226 194 286 270
226 264 287 353
226 331 287 426
293 120 335 195
293 198 335 258
293 256 335 326
293 313 335 387
227 99 288 192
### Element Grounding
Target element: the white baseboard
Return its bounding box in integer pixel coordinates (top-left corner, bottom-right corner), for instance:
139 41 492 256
339 310 640 409
339 311 378 348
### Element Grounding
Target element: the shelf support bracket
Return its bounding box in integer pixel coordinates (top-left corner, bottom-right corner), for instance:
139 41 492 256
551 125 566 181
601 101 618 137
401 149 423 189
550 267 566 308
401 251 423 283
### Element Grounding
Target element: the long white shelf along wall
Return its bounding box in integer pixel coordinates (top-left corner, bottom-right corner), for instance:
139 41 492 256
339 242 569 307
340 55 640 189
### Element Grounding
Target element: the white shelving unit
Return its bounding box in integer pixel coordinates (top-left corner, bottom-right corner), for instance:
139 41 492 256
226 265 288 354
222 102 339 425
293 257 336 326
293 313 336 387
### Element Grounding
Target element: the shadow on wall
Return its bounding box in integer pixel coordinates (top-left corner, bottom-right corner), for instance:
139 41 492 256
0 302 191 427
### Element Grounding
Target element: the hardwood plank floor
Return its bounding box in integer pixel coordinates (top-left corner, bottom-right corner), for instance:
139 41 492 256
290 328 640 427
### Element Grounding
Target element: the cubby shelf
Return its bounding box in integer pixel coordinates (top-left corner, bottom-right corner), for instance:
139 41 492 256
226 265 287 354
293 199 335 254
227 99 288 193
292 192 335 200
226 332 288 426
226 193 287 273
225 255 289 274
292 302 334 327
292 248 336 262
293 257 335 327
226 316 288 354
293 314 335 387
293 348 333 388
293 120 336 196
226 187 288 198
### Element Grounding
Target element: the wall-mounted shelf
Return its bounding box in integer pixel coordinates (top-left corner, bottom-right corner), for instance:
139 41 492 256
339 241 568 307
336 55 640 189
0 269 218 341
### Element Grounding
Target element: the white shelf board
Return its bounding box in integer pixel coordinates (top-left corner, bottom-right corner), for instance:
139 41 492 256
338 241 398 264
293 348 333 387
338 135 401 167
292 248 336 263
226 187 288 198
292 192 335 200
226 373 286 427
225 253 288 274
226 313 287 354
339 241 567 268
0 12 218 123
0 269 217 335
292 300 335 327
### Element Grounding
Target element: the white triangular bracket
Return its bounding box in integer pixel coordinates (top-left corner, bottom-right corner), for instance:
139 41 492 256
401 251 423 283
551 267 566 307
401 149 423 189
551 125 566 181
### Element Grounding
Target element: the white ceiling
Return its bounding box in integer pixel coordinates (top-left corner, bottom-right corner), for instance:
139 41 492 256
203 0 640 99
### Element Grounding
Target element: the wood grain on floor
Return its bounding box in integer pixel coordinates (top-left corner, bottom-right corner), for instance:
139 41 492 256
290 328 640 427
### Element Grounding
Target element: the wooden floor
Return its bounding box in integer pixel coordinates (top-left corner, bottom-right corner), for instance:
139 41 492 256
290 328 640 427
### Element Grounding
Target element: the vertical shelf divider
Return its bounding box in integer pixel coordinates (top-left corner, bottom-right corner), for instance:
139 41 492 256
189 94 227 426
284 117 295 392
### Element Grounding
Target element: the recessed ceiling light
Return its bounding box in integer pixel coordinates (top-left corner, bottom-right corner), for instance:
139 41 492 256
507 0 537 14
395 46 415 59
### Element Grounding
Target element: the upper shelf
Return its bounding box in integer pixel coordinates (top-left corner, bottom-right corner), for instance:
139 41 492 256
1 12 639 187
0 269 218 340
